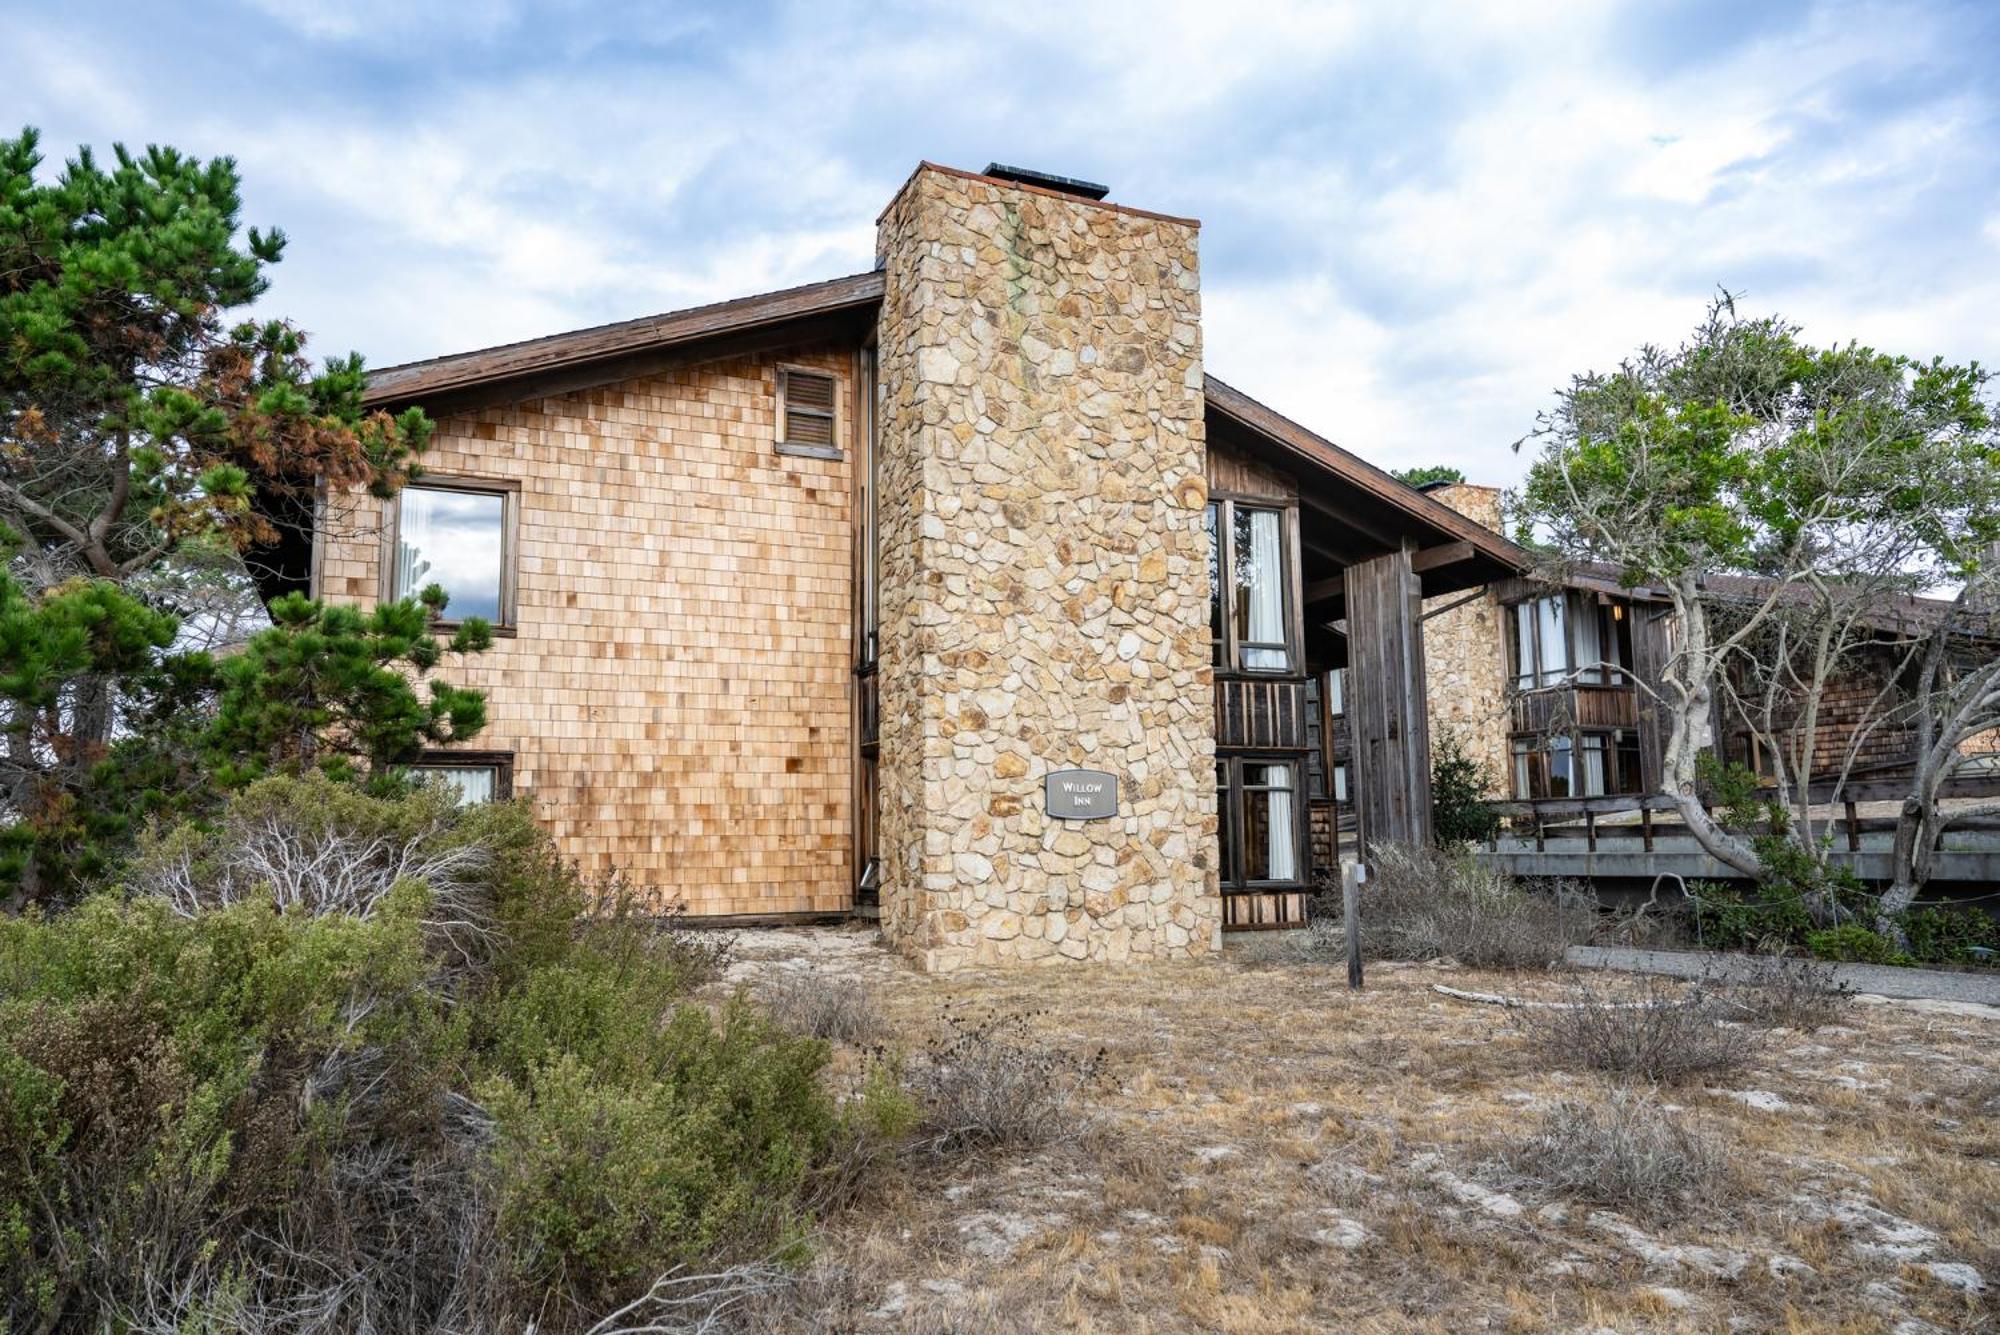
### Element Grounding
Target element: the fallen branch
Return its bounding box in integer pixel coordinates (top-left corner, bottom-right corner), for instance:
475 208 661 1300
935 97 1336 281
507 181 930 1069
1430 983 1703 1011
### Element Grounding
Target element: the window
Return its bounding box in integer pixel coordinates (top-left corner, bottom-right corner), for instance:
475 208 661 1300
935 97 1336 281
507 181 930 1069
776 366 841 459
1216 756 1304 889
1206 498 1296 674
1510 592 1635 690
1510 730 1641 800
405 751 514 804
1332 763 1348 803
1326 668 1345 717
389 479 517 628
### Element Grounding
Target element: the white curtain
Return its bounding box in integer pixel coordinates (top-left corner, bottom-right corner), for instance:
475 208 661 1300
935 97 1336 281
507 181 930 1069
1572 595 1604 683
1513 602 1537 688
1265 783 1296 881
414 766 495 805
1536 596 1568 684
1580 736 1607 796
1243 509 1286 669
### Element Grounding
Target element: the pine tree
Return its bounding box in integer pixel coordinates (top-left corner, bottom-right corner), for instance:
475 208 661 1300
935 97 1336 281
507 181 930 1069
206 588 492 788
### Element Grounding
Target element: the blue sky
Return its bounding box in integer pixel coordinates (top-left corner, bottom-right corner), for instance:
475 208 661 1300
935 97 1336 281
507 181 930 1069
12 0 1998 485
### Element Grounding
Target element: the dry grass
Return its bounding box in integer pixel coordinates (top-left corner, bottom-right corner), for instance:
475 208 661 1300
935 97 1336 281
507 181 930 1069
1519 971 1766 1084
1345 844 1593 971
1495 1090 1726 1221
760 969 880 1044
721 925 1999 1333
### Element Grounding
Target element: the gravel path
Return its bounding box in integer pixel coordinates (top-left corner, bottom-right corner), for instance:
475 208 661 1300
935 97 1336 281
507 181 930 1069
1566 945 2000 1008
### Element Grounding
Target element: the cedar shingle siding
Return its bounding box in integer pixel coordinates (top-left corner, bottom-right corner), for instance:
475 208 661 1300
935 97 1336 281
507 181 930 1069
320 350 855 916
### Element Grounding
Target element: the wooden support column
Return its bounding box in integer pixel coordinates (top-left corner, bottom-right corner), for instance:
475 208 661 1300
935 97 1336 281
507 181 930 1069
1343 544 1434 854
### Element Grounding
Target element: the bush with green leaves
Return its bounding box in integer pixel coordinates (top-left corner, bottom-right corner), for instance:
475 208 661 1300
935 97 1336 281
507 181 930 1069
1430 725 1503 847
1806 924 1904 965
1898 906 1998 966
0 776 875 1333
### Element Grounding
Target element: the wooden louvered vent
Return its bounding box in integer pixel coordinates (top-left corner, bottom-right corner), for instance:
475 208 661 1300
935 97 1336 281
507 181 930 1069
777 367 838 457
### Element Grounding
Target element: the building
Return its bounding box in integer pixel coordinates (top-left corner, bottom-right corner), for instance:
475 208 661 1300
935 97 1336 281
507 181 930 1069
1418 481 2000 862
291 163 1525 970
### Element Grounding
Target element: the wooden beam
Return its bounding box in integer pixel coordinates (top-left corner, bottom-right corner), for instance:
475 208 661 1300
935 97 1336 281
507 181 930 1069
1342 547 1434 854
1410 540 1476 574
1303 576 1345 605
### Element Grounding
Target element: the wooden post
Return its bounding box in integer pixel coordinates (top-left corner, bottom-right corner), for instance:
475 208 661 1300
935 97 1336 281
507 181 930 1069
1585 809 1598 853
1844 800 1861 853
1343 862 1365 990
1642 806 1655 853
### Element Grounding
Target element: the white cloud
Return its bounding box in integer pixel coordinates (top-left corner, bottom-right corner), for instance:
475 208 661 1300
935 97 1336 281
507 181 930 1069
11 0 1995 492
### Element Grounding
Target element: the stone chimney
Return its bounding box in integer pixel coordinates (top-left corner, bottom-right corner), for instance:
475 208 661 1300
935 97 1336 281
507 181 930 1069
872 164 1219 971
1419 482 1510 790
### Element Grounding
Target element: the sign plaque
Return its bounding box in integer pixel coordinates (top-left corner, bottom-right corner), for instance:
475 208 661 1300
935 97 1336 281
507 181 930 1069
1044 768 1118 821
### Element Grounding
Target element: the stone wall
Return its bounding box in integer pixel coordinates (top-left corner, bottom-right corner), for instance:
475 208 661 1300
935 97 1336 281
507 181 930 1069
316 350 856 916
1421 483 1512 796
872 165 1219 970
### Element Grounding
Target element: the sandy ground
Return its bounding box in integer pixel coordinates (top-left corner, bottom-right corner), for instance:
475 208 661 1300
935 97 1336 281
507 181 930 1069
720 925 1997 1333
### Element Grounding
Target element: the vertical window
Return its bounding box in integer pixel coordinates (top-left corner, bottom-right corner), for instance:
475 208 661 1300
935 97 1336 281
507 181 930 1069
1206 503 1223 666
776 366 841 458
1207 497 1295 674
1233 507 1289 670
391 481 516 627
1215 761 1234 885
1216 757 1303 889
1332 764 1348 803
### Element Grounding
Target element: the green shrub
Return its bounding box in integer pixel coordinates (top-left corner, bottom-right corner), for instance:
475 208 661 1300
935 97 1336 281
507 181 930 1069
0 777 858 1333
1897 906 1998 966
1431 726 1503 847
1806 924 1904 965
1689 880 1811 953
486 1001 834 1301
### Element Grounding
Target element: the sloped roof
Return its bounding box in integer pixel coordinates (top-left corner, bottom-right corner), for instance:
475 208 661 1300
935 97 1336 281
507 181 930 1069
363 274 1525 583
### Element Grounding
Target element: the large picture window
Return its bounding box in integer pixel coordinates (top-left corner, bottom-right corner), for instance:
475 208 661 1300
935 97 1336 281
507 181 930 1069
388 479 517 629
1216 755 1304 890
1205 498 1296 674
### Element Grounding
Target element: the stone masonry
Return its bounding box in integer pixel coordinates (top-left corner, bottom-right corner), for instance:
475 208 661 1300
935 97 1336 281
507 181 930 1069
872 165 1220 971
1422 483 1511 794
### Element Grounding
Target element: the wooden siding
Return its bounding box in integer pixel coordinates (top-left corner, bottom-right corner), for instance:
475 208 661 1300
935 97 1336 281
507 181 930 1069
1206 438 1297 500
1343 547 1434 851
1215 677 1311 750
1510 685 1641 734
319 346 857 917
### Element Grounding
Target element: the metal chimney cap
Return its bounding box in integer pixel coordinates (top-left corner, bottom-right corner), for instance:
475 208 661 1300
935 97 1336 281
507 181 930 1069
983 164 1110 201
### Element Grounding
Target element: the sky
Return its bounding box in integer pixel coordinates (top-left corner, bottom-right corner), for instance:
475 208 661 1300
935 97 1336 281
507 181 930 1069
10 0 1998 488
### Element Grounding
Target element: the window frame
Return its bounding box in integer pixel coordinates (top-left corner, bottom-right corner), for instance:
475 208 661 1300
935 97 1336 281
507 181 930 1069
1507 590 1635 692
775 364 843 461
381 475 521 635
1215 752 1308 893
1509 728 1643 800
1205 493 1302 677
404 749 515 803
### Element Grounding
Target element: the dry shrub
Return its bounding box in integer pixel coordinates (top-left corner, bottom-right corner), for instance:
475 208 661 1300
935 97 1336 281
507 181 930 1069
1520 971 1763 1084
906 1008 1105 1155
1344 843 1592 970
1719 957 1852 1031
761 970 879 1044
1498 1090 1726 1221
